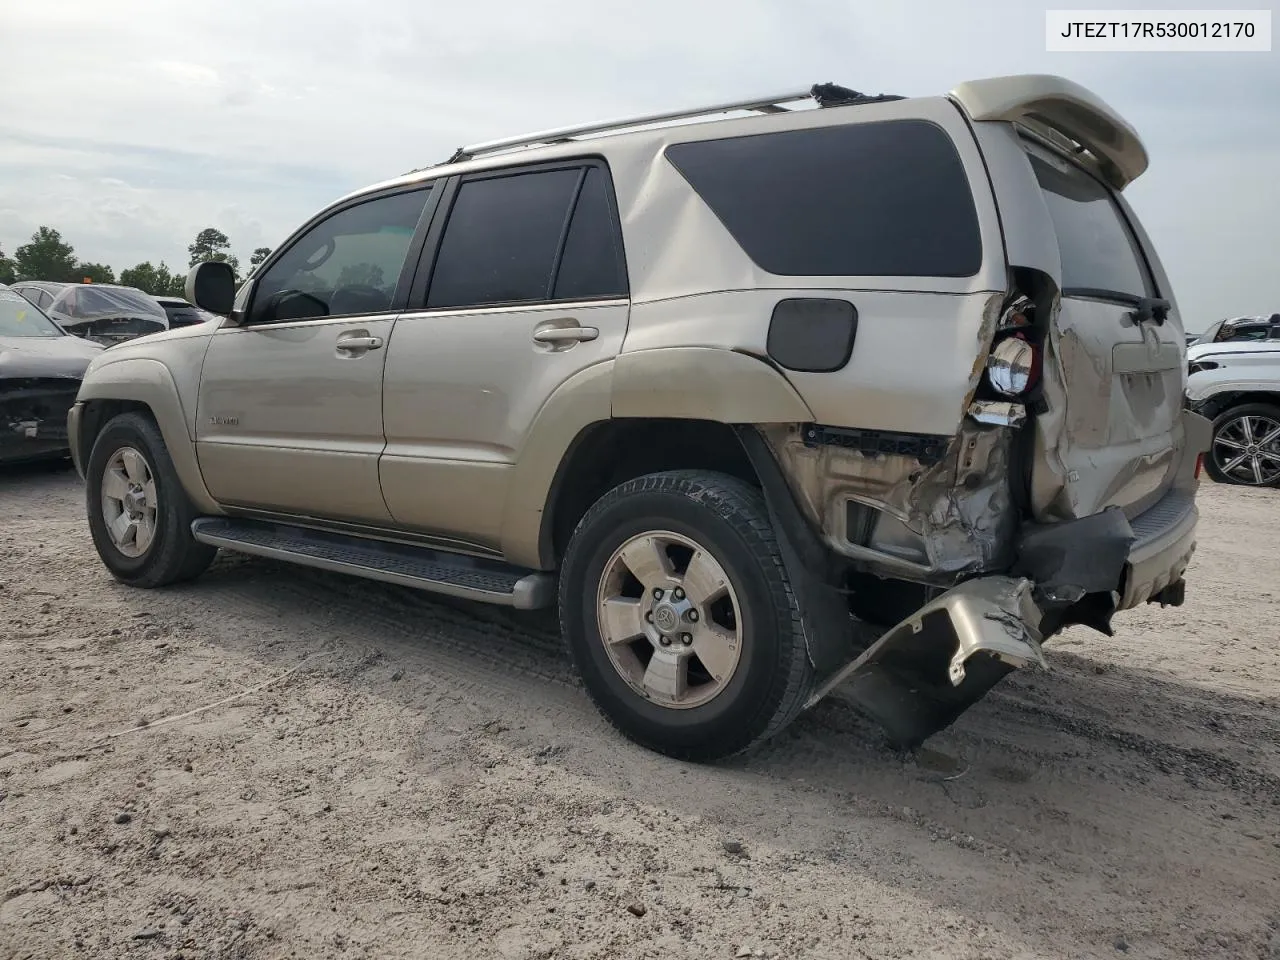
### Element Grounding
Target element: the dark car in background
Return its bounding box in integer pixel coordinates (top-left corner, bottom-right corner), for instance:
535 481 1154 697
154 296 217 329
0 284 103 463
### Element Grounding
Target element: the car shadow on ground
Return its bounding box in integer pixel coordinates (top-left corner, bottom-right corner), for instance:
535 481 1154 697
0 457 75 486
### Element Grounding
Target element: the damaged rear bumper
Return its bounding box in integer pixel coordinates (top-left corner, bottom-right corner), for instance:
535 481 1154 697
809 576 1046 747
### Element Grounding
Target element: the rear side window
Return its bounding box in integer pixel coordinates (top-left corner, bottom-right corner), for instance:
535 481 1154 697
665 120 982 278
554 167 627 300
1030 153 1153 298
426 164 626 309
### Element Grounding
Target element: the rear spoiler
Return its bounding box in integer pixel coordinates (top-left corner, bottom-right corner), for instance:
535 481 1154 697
948 74 1149 190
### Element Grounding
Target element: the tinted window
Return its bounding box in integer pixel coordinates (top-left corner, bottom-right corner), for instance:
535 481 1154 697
1030 154 1152 298
251 189 429 323
427 169 581 309
554 167 627 300
160 302 204 327
665 120 982 278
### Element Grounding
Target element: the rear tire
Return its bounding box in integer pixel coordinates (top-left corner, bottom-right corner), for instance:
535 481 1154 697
86 412 216 587
559 470 813 762
1204 402 1280 487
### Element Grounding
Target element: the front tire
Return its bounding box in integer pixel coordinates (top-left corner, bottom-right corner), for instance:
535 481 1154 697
85 412 216 587
559 470 813 762
1205 403 1280 487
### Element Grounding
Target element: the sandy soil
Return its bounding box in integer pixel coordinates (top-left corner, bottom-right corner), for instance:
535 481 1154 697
1 464 1278 960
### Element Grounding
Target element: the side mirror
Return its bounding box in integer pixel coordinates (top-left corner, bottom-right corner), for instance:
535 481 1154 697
185 261 236 316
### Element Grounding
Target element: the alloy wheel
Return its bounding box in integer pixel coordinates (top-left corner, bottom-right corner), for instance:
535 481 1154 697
100 446 158 557
595 530 744 709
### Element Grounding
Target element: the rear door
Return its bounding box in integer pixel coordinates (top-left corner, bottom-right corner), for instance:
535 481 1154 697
379 160 629 551
1023 142 1187 521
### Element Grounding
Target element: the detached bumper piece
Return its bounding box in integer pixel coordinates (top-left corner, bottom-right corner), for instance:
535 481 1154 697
1 377 80 462
809 576 1046 747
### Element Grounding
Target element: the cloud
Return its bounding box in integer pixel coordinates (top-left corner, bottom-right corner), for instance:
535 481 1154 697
0 0 1276 326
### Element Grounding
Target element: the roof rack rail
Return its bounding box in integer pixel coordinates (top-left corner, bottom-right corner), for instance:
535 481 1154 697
442 83 904 165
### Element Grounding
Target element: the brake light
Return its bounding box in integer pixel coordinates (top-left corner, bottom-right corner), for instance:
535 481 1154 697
987 332 1040 397
988 294 1042 398
1194 453 1204 480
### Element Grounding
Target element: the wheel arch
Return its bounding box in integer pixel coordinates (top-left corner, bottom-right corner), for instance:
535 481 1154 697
499 349 817 570
1194 389 1280 422
76 359 220 514
537 418 761 569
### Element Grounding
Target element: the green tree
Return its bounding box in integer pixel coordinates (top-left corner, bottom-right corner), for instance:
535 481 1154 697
187 227 239 275
0 244 16 285
249 246 271 269
119 261 161 295
76 262 116 284
120 260 184 298
14 227 79 282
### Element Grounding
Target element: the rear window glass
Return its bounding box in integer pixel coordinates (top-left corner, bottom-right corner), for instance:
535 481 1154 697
665 119 982 278
1030 153 1152 298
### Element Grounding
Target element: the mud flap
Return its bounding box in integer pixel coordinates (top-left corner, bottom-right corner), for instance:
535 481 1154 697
733 425 860 676
807 577 1047 748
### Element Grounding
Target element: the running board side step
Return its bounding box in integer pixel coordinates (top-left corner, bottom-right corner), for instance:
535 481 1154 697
190 517 555 610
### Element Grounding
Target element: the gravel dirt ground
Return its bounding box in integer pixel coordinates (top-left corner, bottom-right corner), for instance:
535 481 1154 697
1 464 1278 960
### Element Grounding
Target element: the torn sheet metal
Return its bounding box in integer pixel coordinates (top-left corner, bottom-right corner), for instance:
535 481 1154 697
808 575 1046 747
762 419 1020 584
758 294 1022 585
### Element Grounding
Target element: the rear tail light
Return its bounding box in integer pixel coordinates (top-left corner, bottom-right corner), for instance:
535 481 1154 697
987 333 1039 397
1194 452 1204 480
987 293 1042 399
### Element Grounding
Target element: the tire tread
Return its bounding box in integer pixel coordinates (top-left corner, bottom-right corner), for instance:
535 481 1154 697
559 469 813 761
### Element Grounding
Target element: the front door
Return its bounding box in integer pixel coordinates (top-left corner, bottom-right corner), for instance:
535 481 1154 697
195 185 434 524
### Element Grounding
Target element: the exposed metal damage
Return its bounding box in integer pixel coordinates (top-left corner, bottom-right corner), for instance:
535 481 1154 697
806 576 1047 747
761 418 1020 584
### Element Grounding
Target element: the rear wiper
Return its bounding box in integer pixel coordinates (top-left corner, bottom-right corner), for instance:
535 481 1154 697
1061 288 1170 325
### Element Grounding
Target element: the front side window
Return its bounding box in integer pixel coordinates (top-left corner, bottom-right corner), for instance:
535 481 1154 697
250 188 430 324
0 290 62 337
1030 153 1153 299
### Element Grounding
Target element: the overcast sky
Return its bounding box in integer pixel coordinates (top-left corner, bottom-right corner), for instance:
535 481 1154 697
1 0 1276 329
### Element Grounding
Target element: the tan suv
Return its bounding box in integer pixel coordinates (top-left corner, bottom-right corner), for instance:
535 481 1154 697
69 74 1210 761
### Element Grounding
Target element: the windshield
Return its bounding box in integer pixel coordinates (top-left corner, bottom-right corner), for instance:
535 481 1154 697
0 289 64 338
50 285 167 322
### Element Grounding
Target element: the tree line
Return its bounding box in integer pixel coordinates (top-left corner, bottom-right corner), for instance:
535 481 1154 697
0 226 272 300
